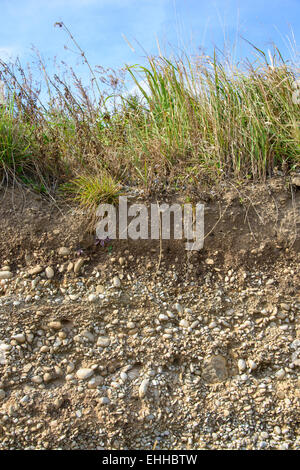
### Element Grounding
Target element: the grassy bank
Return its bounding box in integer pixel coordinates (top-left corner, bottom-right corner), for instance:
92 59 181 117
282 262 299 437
0 24 299 208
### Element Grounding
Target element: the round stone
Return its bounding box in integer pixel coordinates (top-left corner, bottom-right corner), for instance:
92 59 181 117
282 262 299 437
76 368 94 380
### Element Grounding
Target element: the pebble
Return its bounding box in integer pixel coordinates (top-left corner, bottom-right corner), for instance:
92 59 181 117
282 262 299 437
48 321 62 330
139 379 150 398
113 276 121 288
120 372 127 382
248 360 257 371
99 397 110 405
12 333 26 344
238 359 246 372
81 330 95 342
179 319 189 328
45 267 54 279
76 368 94 380
58 247 70 256
97 336 110 347
43 373 52 383
31 375 43 384
88 293 98 303
88 376 103 389
0 271 13 280
1 265 10 271
74 258 84 274
275 369 286 380
28 266 43 275
174 303 183 314
159 314 168 322
0 228 298 451
69 294 80 301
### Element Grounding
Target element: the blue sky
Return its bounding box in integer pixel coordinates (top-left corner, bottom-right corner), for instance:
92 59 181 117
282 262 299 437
0 0 299 94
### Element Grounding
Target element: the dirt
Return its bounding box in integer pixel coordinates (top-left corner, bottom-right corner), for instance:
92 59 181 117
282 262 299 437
0 177 299 450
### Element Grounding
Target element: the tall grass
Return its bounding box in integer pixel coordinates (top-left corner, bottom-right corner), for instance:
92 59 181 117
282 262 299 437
0 23 299 204
127 50 299 181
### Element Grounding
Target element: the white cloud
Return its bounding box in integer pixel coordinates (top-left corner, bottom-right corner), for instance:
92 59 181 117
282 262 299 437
0 46 20 61
127 79 149 98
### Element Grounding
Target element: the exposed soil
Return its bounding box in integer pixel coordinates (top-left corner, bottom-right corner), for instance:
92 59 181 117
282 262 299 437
0 178 299 450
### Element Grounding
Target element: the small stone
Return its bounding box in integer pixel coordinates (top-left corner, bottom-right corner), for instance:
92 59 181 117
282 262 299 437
97 336 110 347
274 426 281 435
1 265 10 271
0 389 5 400
12 333 26 344
76 368 94 380
179 319 189 328
67 262 74 272
54 398 64 409
54 366 63 376
96 285 105 294
74 258 84 274
69 294 80 301
43 373 52 383
88 293 98 303
99 397 110 405
48 321 62 330
88 376 103 389
58 247 70 256
0 271 13 280
174 303 183 314
275 368 286 380
67 363 75 374
238 359 246 372
120 372 127 382
139 379 150 398
28 265 43 276
31 375 43 384
113 276 121 288
248 360 257 371
159 314 168 322
45 267 54 279
81 330 95 342
0 343 11 352
291 175 300 187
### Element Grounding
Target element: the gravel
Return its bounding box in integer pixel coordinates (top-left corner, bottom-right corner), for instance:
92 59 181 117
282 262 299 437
0 242 299 450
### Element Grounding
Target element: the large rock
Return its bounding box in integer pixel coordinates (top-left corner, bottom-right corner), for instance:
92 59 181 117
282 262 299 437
202 355 228 384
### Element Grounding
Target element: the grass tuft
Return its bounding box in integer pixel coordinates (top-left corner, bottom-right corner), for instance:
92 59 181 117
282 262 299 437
61 173 121 210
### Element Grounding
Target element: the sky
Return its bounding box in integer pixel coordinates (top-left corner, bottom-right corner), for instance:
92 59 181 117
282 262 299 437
0 0 299 96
